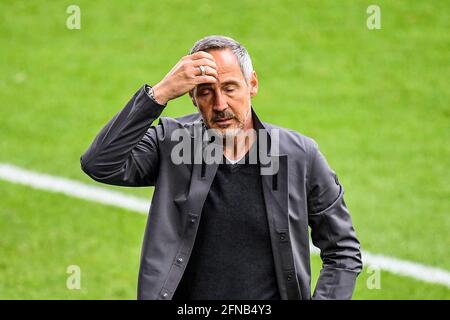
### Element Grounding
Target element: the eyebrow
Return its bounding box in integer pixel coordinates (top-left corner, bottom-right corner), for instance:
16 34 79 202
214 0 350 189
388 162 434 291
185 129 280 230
197 79 241 90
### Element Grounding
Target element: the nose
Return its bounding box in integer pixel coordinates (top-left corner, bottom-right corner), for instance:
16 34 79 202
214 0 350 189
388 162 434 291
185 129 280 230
212 88 228 112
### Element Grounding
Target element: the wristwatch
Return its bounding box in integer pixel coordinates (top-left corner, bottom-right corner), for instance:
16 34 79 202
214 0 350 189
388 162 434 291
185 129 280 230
145 84 166 106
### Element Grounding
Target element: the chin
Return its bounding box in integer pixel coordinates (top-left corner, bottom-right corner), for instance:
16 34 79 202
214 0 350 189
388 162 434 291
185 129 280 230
222 127 244 139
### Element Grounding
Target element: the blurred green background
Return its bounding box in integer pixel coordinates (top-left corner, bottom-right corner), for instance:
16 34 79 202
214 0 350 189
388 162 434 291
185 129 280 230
0 0 449 299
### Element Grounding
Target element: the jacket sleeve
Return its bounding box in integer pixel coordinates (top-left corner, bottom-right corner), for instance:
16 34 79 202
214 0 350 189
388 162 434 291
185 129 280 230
306 139 363 300
80 85 166 187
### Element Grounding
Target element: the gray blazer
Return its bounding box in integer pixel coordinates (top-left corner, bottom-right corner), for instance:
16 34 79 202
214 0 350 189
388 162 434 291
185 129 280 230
80 85 363 300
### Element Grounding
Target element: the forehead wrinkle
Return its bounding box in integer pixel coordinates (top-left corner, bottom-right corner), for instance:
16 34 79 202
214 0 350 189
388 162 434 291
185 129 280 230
217 69 244 85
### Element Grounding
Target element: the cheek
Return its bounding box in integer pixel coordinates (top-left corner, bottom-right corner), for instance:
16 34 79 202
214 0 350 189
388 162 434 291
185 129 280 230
197 104 214 121
196 95 210 107
234 88 251 102
226 91 246 106
234 91 251 107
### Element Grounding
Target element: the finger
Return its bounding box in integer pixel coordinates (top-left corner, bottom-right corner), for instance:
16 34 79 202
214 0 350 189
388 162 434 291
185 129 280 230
190 51 215 62
193 65 219 79
192 58 217 70
194 75 218 85
205 66 219 79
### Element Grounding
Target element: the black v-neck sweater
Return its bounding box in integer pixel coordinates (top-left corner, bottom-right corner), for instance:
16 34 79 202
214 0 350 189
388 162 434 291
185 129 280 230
173 149 280 300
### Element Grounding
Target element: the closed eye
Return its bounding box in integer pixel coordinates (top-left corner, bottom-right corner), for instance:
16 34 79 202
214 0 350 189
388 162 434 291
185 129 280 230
198 89 211 96
223 86 236 93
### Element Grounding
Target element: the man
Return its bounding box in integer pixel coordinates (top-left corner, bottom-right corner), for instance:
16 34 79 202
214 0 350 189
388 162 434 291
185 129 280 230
80 35 362 300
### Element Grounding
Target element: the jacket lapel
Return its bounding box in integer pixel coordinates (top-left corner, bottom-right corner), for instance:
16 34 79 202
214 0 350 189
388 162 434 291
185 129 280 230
179 120 219 215
254 108 301 300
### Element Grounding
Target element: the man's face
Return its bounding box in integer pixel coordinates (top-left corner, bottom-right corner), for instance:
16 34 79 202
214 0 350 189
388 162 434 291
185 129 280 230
190 48 258 135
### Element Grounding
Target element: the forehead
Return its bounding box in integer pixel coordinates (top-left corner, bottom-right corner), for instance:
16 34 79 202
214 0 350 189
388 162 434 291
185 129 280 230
208 48 243 79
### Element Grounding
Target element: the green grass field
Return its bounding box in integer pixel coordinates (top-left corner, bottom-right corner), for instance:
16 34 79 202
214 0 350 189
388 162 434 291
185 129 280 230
1 0 449 299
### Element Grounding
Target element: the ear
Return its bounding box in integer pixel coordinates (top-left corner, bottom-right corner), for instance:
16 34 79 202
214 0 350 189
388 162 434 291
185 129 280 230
249 71 258 97
189 89 198 107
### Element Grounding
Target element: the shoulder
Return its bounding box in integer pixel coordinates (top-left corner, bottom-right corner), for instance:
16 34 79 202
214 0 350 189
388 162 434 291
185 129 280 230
262 121 318 157
160 112 201 128
152 112 202 139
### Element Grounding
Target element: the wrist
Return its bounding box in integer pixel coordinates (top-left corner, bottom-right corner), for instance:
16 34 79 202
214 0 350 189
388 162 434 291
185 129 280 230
151 83 169 106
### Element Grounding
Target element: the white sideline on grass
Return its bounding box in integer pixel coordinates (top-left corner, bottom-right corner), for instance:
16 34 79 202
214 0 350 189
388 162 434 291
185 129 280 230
1 162 449 289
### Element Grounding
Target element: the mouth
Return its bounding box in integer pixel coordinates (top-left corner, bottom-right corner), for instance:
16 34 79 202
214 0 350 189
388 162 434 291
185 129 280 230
214 118 234 126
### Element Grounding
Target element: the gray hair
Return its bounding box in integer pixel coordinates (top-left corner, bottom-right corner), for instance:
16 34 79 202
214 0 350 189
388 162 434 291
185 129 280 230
189 35 254 82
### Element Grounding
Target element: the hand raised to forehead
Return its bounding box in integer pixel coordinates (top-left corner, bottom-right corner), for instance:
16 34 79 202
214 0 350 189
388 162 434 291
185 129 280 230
152 51 219 105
